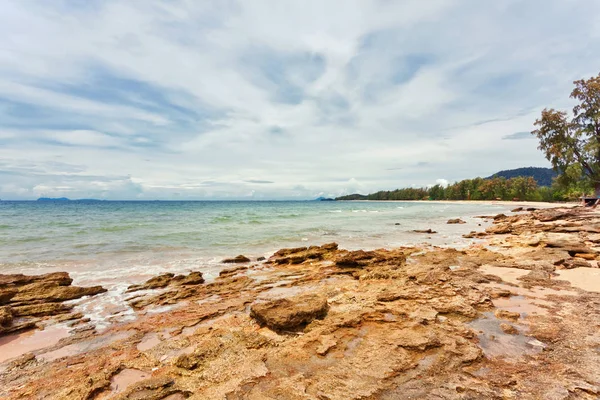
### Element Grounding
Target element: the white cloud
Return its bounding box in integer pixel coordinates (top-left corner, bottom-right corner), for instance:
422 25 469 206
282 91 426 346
1 0 599 199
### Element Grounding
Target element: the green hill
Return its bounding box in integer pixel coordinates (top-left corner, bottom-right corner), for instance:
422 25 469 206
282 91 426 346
486 167 557 187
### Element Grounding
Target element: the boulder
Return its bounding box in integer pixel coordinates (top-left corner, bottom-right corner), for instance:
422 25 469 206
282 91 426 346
222 255 251 264
250 294 328 331
447 218 466 224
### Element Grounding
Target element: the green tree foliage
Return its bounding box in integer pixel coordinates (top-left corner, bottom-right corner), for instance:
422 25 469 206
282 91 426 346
335 175 570 201
532 73 600 197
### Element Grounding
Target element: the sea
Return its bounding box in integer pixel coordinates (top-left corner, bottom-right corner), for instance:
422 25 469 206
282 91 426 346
0 200 516 328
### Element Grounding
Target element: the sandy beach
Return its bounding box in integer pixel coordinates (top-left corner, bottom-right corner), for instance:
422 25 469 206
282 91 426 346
1 206 600 399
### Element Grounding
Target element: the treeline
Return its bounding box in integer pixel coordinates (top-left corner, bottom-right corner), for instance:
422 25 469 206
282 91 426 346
336 176 587 202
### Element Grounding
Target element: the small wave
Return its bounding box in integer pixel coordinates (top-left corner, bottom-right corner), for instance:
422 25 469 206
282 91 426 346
352 210 367 213
97 225 137 232
329 210 342 213
397 206 404 209
211 216 233 223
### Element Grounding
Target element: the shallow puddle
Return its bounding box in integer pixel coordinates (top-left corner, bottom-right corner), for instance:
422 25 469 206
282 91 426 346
479 265 530 284
96 368 150 398
0 324 71 364
493 295 550 316
469 312 544 359
137 332 162 351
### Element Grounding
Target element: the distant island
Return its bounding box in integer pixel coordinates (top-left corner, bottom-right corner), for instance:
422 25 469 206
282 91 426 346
314 197 336 202
36 198 103 202
37 197 71 202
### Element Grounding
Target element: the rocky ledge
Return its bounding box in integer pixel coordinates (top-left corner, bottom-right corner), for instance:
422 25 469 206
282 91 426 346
0 272 106 335
1 206 600 399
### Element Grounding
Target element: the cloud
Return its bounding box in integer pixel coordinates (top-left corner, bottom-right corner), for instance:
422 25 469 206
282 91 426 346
503 131 534 140
1 0 599 199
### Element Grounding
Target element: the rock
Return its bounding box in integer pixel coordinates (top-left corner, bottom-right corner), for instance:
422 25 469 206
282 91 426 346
394 327 441 350
494 309 520 321
511 207 524 212
447 218 466 224
395 223 401 226
316 335 337 356
335 250 379 268
500 323 518 335
493 213 508 221
257 256 266 261
413 229 437 234
0 305 12 326
178 272 205 285
270 243 339 265
222 255 251 263
219 266 249 277
11 302 73 317
486 225 512 234
575 253 596 260
11 282 106 303
526 207 537 211
250 294 328 331
0 272 72 287
272 247 308 257
0 288 17 305
463 231 487 239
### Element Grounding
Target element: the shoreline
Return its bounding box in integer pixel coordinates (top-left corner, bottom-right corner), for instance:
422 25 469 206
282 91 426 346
338 199 572 208
1 206 600 399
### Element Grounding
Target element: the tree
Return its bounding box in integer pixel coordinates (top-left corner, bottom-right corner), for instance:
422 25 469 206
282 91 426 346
532 73 600 197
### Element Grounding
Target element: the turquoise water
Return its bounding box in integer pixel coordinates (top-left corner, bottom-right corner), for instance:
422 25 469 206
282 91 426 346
0 200 512 327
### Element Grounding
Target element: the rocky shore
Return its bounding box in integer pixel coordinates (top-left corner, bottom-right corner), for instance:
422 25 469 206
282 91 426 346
1 206 600 399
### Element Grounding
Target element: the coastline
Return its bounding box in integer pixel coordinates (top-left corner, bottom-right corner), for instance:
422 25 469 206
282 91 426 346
338 199 572 208
1 206 599 399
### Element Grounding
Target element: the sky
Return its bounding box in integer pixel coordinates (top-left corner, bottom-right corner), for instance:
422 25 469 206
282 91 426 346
1 0 600 200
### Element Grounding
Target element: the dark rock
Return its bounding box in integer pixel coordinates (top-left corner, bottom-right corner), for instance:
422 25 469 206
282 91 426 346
179 272 205 286
250 294 328 331
222 255 251 264
511 207 524 212
447 218 466 224
335 250 379 268
257 256 266 261
0 288 18 305
413 229 437 234
395 223 401 226
493 214 508 221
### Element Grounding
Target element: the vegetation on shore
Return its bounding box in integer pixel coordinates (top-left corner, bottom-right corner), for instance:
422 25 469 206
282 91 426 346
336 175 589 202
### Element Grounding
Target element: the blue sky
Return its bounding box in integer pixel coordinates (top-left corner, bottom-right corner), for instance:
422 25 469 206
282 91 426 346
1 0 600 200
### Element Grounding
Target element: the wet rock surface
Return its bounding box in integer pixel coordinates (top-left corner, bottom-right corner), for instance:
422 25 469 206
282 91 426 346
0 272 106 336
2 206 600 399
